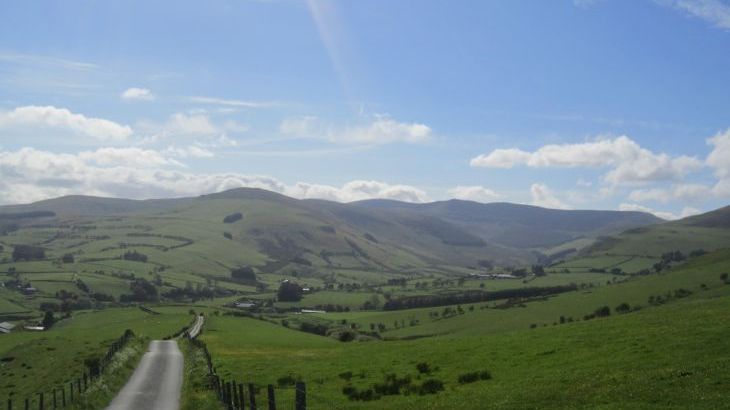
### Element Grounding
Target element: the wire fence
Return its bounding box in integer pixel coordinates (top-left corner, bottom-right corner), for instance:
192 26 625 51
187 328 307 410
4 329 135 410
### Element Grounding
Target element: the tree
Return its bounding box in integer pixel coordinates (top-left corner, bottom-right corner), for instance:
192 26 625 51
223 212 243 223
231 266 257 282
61 253 75 263
42 310 55 329
531 265 546 277
615 302 631 314
12 245 45 262
277 281 303 302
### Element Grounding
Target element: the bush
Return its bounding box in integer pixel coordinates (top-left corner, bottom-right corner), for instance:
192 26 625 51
277 281 303 302
458 372 480 384
338 371 353 381
231 266 256 281
416 362 432 374
61 253 74 263
122 250 148 262
418 379 444 395
12 245 45 262
338 331 356 342
223 212 243 224
615 302 631 314
223 232 233 240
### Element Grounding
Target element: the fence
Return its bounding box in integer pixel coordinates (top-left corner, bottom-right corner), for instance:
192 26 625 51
187 332 307 410
4 329 135 410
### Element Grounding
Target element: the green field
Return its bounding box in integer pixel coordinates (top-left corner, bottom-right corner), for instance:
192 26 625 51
0 308 192 401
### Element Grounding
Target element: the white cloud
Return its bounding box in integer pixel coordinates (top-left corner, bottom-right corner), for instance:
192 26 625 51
78 147 181 168
187 96 275 108
292 180 430 203
619 203 701 220
279 115 431 145
121 87 155 101
658 0 730 29
706 128 730 196
0 105 132 141
628 184 711 203
447 185 502 203
163 145 215 159
530 183 571 210
138 113 247 139
0 147 429 205
471 136 702 185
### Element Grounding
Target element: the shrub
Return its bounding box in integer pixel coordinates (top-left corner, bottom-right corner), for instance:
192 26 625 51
231 266 256 281
223 232 233 240
480 370 492 380
338 331 356 342
277 281 303 302
12 245 45 262
223 212 243 223
458 372 480 384
615 302 631 314
339 371 353 381
277 374 299 387
418 379 444 395
61 253 75 263
416 362 432 374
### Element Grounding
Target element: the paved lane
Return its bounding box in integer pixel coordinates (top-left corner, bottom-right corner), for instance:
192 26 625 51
106 340 183 410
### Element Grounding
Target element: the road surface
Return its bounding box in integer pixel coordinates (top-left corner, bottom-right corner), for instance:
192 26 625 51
106 340 183 410
188 315 204 338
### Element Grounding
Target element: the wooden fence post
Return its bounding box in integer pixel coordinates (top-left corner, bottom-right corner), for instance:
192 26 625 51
232 381 239 410
248 383 256 410
226 382 233 410
69 382 73 402
61 388 65 407
238 384 245 410
295 382 306 410
267 385 276 410
37 393 43 410
7 398 11 410
52 390 56 410
23 398 27 410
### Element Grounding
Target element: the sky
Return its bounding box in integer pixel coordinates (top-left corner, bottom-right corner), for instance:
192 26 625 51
1 0 730 219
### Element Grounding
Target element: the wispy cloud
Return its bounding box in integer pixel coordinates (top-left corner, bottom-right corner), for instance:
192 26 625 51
186 96 276 108
657 0 730 29
279 115 431 145
0 51 99 70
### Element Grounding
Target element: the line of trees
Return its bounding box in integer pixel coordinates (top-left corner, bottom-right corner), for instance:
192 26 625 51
383 284 578 311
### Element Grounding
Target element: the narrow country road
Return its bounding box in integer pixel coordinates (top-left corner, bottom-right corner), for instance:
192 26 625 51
188 315 204 338
106 340 183 410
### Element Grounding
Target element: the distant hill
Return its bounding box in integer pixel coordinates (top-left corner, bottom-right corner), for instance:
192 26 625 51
0 188 662 269
681 205 730 229
579 205 730 269
351 199 661 249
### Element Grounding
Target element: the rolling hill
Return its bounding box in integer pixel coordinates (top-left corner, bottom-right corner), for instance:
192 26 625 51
0 188 661 273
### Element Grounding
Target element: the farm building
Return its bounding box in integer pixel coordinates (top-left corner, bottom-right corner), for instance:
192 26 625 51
0 322 15 334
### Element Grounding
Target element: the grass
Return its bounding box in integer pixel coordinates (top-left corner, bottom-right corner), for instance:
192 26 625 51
0 307 191 402
200 294 730 409
179 338 224 410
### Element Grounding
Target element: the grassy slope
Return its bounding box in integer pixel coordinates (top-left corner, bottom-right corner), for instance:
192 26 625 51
0 308 191 401
196 248 730 408
201 294 730 409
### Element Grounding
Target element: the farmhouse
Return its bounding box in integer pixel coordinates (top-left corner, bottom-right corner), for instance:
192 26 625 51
0 322 15 334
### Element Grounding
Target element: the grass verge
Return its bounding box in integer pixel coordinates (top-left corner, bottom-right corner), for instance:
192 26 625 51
180 338 223 410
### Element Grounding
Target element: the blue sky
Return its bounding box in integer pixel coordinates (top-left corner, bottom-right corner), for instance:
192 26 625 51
1 0 729 218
